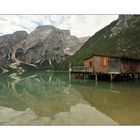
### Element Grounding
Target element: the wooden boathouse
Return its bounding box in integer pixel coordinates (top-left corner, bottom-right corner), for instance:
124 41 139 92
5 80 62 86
71 54 140 81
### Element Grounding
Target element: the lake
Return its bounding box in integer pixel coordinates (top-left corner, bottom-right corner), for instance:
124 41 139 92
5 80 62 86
0 71 140 125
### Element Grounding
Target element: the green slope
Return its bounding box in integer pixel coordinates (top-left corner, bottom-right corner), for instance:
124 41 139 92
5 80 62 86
55 15 140 71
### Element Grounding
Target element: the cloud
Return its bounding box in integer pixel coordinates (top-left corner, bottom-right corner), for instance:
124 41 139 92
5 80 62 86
56 15 118 37
48 15 65 26
0 15 118 37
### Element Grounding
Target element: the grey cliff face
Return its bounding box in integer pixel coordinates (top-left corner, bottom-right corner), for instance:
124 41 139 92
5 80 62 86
17 25 89 68
19 26 68 65
0 25 88 71
0 31 28 57
0 31 28 71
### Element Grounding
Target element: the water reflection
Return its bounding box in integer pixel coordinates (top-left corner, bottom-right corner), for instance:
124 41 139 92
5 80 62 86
3 72 84 117
0 73 27 111
0 72 139 125
73 80 140 125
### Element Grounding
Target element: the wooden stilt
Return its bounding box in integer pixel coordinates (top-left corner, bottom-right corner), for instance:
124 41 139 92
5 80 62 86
110 74 113 82
120 73 123 81
72 70 138 82
95 74 98 81
138 73 140 79
126 73 129 81
83 74 86 81
132 73 135 80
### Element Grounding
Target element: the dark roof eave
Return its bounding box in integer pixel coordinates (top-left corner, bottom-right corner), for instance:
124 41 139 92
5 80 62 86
83 54 140 61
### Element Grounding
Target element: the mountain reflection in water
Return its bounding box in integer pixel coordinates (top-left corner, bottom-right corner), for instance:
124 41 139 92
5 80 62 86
0 72 140 125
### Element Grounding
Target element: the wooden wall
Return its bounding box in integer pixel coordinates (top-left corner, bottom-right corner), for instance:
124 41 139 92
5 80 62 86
83 57 94 72
94 56 109 73
136 62 140 72
120 59 140 73
83 55 140 73
108 58 121 73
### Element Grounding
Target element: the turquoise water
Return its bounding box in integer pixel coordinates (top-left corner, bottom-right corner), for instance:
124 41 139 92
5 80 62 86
0 71 140 125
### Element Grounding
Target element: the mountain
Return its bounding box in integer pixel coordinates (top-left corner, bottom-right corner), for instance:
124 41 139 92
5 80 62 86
0 25 89 72
18 25 89 68
0 31 28 71
56 15 140 70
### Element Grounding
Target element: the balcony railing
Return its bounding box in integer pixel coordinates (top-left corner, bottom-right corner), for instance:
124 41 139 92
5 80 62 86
71 66 85 72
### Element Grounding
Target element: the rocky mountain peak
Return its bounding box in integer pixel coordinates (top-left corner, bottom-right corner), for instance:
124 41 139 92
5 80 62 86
118 15 133 20
36 25 57 30
35 25 70 36
20 25 89 65
11 31 28 45
0 24 89 71
13 31 28 37
111 15 133 36
0 31 28 49
60 30 70 36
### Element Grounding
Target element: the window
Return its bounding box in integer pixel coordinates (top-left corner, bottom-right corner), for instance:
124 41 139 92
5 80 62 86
103 59 107 66
101 57 108 66
89 62 92 66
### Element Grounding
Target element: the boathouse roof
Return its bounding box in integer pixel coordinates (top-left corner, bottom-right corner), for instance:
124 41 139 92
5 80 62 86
83 54 140 61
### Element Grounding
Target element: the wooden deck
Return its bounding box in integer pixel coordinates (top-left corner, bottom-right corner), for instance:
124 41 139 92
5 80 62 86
71 66 140 82
71 66 86 72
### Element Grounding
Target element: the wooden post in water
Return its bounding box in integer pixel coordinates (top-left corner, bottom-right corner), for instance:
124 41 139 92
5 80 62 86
95 73 98 81
120 73 123 81
83 73 86 81
68 62 71 94
110 74 113 82
132 73 135 80
138 73 140 79
126 73 129 81
95 73 98 86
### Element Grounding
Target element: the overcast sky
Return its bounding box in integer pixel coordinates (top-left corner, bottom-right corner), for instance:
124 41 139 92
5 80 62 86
0 15 118 37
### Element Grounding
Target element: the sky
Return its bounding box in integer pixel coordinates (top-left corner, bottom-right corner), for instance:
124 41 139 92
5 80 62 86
0 15 118 37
